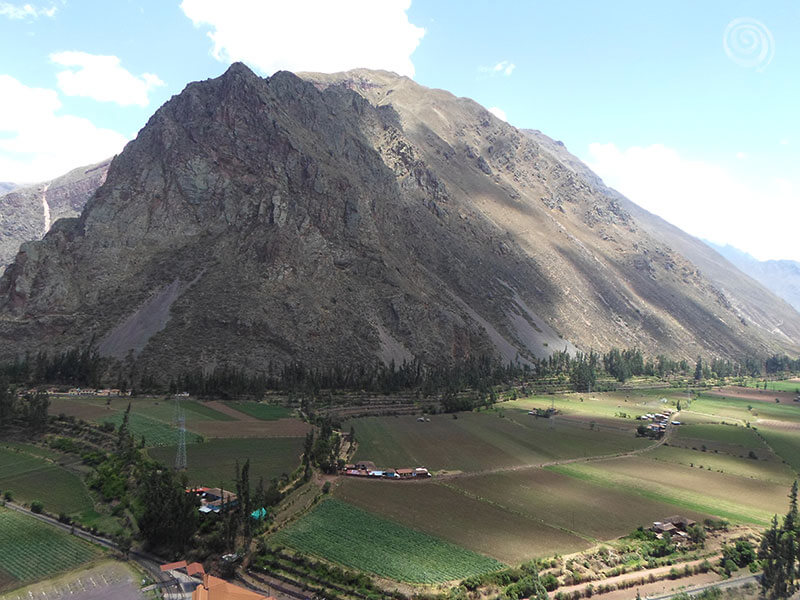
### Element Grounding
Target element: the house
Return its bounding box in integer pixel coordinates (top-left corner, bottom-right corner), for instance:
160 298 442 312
188 487 238 513
355 461 376 472
396 468 414 478
193 573 274 600
414 468 431 478
652 515 696 534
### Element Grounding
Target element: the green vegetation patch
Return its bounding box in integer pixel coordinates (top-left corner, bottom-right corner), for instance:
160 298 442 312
228 402 292 421
0 448 94 517
272 498 504 583
181 401 237 421
102 412 201 447
0 508 100 590
147 437 303 489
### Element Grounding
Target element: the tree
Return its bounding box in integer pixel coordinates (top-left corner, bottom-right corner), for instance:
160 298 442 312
694 357 703 381
137 468 198 555
760 481 800 598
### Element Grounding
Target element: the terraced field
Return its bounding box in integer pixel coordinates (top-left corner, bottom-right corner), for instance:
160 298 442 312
272 498 504 583
0 508 101 592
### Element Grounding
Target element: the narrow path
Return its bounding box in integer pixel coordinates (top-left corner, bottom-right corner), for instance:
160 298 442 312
430 412 678 482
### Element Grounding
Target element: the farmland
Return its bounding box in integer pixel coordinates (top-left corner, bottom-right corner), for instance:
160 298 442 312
0 508 101 591
0 447 94 518
101 411 202 446
272 498 504 583
228 402 292 420
346 410 649 474
147 436 304 489
334 476 588 563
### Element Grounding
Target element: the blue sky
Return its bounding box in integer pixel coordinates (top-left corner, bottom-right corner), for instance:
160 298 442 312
1 1 798 260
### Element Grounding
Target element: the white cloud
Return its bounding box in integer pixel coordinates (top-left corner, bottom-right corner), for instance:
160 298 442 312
180 0 425 77
585 142 800 262
0 75 128 182
50 51 165 107
480 60 516 77
735 151 747 160
488 106 507 122
0 2 57 19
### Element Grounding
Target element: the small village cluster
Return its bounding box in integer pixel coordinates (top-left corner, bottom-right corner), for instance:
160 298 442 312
341 460 431 479
638 408 681 434
63 387 132 397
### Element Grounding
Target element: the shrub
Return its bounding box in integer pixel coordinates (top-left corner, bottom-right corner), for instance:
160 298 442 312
30 500 44 514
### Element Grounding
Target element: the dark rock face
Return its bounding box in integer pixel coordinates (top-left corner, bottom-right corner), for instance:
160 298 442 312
0 64 797 377
0 160 110 268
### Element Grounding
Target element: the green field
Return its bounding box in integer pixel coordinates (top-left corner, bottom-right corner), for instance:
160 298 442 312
0 508 101 591
102 411 202 446
335 477 588 563
0 447 94 517
228 402 292 420
147 437 304 489
347 411 649 474
740 379 800 393
272 498 504 583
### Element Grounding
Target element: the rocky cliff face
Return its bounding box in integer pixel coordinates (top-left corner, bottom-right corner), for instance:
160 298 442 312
0 64 797 377
0 160 111 268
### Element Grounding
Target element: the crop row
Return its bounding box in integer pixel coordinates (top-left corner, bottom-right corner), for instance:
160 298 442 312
271 498 503 583
102 412 201 446
0 510 99 582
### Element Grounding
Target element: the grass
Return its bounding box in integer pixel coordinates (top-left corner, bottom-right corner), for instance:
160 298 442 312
227 402 292 421
648 445 795 484
757 426 800 474
739 379 800 393
346 411 649 473
272 498 504 583
0 508 100 591
101 412 202 447
0 448 95 517
147 437 304 489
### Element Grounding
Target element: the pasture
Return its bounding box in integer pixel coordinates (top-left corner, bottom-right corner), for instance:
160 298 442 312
334 477 588 563
272 498 504 583
0 508 101 592
147 437 304 489
346 410 648 474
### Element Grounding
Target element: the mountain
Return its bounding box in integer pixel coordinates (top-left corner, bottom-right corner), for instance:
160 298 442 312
0 183 16 195
0 160 111 268
704 242 800 314
0 64 797 379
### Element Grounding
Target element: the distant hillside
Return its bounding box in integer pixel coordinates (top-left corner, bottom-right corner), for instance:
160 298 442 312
0 183 16 195
0 160 111 268
705 242 800 313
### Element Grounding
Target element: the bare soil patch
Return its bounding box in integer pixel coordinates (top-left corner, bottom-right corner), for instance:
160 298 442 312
756 418 800 431
708 387 795 403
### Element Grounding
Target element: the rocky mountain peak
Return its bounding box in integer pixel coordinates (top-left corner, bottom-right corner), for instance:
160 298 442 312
0 65 798 378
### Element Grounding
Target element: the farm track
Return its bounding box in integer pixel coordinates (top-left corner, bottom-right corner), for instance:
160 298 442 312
417 413 678 482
